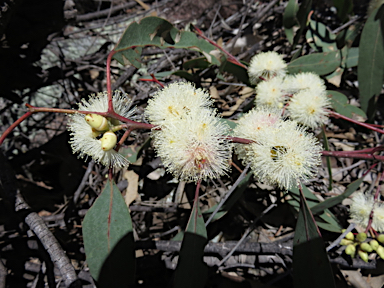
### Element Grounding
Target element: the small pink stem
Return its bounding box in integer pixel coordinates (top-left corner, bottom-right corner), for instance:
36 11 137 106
330 111 384 134
321 151 384 161
193 26 247 70
0 110 32 145
139 74 164 88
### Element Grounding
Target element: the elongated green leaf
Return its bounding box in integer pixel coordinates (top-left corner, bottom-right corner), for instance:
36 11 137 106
328 90 367 118
219 57 250 85
183 57 211 70
113 17 220 67
83 180 135 287
333 0 353 23
346 47 359 68
288 51 341 75
283 0 299 43
293 194 336 288
173 198 208 288
288 185 341 232
358 5 384 113
292 0 312 49
311 177 364 215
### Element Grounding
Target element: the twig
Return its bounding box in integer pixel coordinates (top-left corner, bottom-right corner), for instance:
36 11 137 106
326 223 356 252
205 164 250 226
15 193 81 288
73 160 95 204
217 203 277 268
76 1 137 22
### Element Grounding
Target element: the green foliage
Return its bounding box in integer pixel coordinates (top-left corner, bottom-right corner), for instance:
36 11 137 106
113 17 220 68
358 5 384 115
288 51 341 75
173 197 208 288
293 193 336 288
288 185 341 232
328 90 367 118
82 180 135 287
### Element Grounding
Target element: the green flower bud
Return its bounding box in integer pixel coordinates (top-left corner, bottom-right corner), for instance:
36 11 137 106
101 131 117 151
356 232 367 242
345 244 356 257
377 234 384 244
345 232 354 241
85 114 109 131
340 239 353 246
370 240 379 251
360 242 373 253
376 245 384 259
358 250 369 262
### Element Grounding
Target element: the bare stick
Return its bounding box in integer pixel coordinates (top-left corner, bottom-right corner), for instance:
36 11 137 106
16 194 80 288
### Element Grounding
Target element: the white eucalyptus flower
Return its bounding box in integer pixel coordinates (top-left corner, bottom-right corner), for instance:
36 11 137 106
248 51 287 84
67 91 135 168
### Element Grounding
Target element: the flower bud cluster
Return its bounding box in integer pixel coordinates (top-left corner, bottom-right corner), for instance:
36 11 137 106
340 231 384 262
248 52 331 129
67 91 135 168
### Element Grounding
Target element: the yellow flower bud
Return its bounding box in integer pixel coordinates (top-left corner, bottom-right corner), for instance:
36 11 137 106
360 242 373 253
340 239 353 246
345 244 356 257
356 232 367 242
345 232 354 241
101 131 117 151
377 234 384 244
85 114 109 131
370 240 379 251
358 250 369 262
376 245 384 259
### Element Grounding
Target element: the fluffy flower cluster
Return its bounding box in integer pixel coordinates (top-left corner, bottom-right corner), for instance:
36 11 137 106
249 51 331 129
234 107 322 189
350 192 384 232
67 91 135 168
248 51 287 84
145 82 232 182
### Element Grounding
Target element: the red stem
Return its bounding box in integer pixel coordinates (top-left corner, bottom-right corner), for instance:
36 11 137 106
0 110 33 145
330 111 384 134
321 151 384 161
139 74 164 88
192 26 247 70
195 179 201 203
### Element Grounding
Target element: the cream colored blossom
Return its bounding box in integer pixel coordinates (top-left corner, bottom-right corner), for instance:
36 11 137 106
248 51 287 84
152 109 232 182
145 82 213 126
233 107 282 164
237 120 322 189
373 202 384 232
287 89 331 129
67 91 135 168
284 72 326 96
255 76 286 108
349 192 374 230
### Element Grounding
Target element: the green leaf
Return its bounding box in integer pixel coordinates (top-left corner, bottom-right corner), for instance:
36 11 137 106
83 180 135 287
345 47 359 68
293 194 336 288
288 185 341 232
358 5 384 113
292 0 312 49
306 19 337 52
328 90 367 118
203 173 251 222
283 0 299 43
183 57 211 70
219 57 250 85
311 177 364 215
173 198 208 288
287 51 341 75
113 17 220 67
